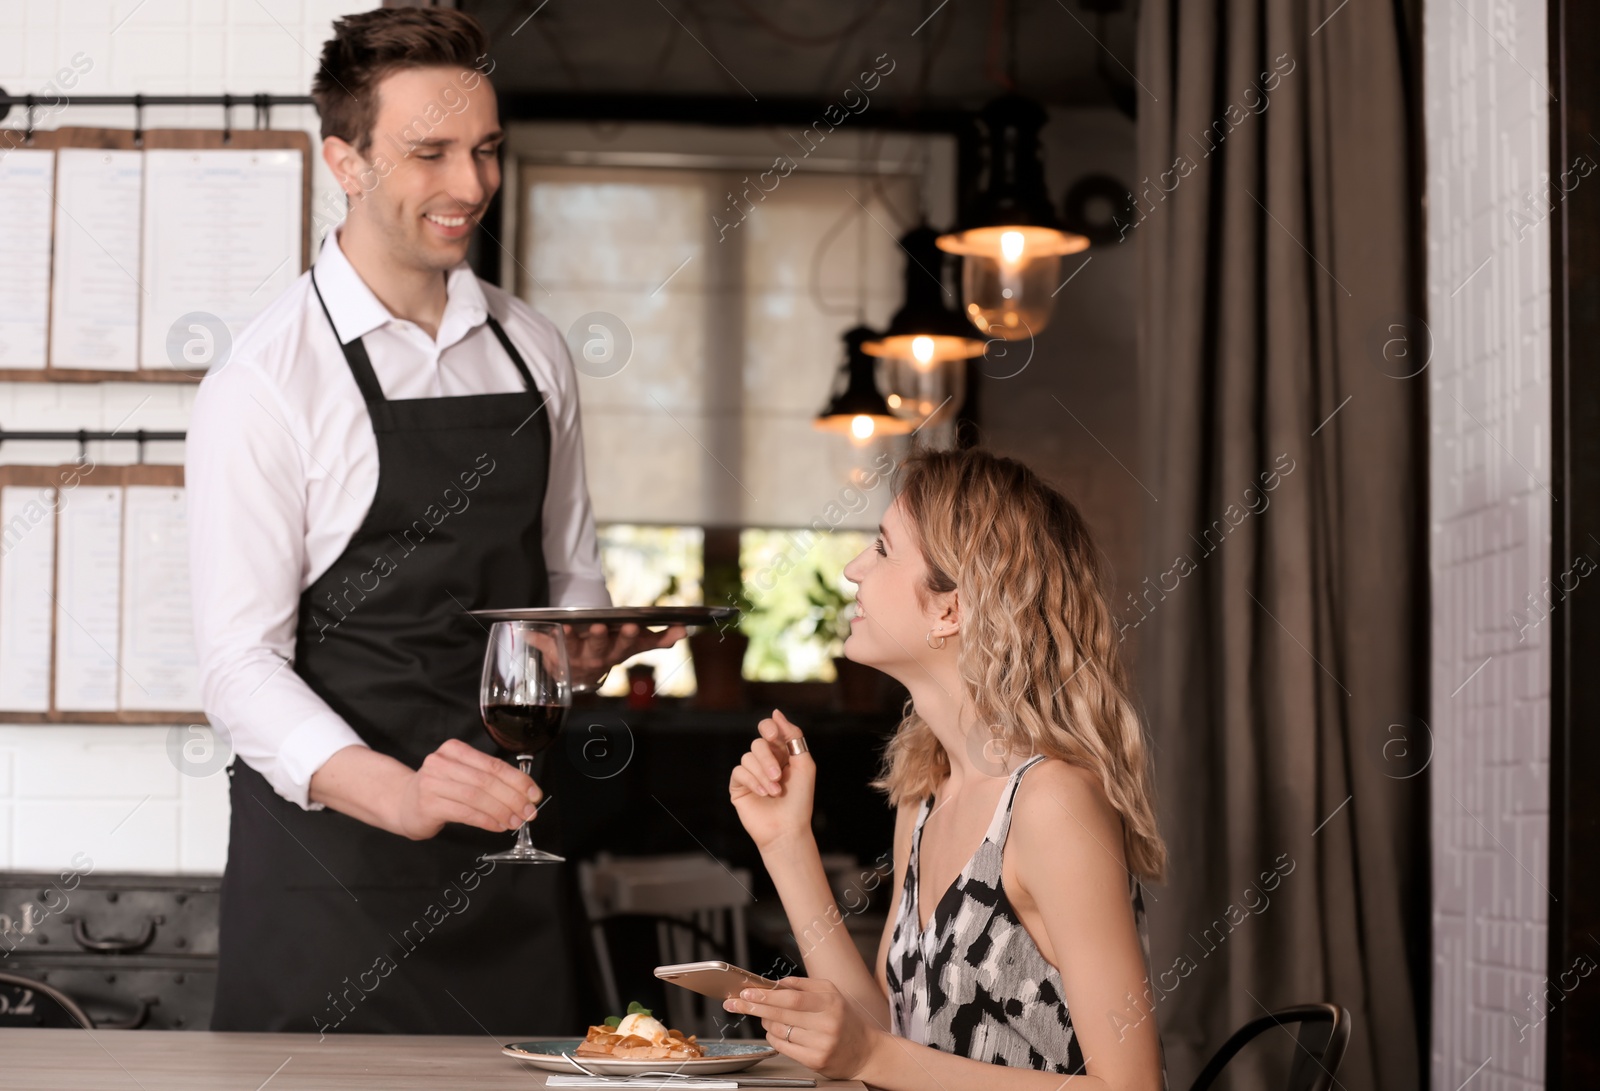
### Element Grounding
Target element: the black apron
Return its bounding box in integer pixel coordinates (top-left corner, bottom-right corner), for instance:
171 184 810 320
211 270 579 1034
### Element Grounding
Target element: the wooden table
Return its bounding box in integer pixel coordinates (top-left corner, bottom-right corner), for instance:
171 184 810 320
0 1029 863 1091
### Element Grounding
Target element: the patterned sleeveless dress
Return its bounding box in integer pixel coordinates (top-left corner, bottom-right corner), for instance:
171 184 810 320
885 755 1152 1074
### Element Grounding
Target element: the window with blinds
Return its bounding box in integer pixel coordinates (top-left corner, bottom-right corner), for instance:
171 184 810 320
507 124 957 532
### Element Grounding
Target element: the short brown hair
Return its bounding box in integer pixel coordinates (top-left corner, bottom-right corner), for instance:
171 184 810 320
311 8 490 155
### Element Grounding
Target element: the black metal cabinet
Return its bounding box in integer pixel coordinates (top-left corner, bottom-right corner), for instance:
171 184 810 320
543 703 900 882
0 872 220 1029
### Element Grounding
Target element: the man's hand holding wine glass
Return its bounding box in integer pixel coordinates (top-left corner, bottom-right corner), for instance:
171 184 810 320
394 737 544 841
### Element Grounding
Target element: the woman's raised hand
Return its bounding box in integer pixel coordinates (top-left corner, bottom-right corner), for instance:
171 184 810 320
728 709 815 852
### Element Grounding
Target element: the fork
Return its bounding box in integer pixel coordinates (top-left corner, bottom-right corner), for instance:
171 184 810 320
560 1054 714 1081
553 1054 813 1087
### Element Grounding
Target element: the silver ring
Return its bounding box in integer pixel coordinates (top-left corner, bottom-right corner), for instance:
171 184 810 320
786 738 808 756
783 1023 794 1042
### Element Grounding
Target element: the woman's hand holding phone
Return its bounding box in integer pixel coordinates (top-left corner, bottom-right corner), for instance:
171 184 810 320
728 710 814 853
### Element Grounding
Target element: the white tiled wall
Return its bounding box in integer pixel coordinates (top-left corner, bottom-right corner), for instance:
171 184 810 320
0 725 228 872
0 0 379 873
1425 1 1551 1087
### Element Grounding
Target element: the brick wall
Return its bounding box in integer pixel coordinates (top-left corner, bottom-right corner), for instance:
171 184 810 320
0 0 376 874
1424 1 1552 1086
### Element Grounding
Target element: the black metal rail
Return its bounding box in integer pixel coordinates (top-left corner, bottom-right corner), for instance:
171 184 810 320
0 429 185 444
0 91 313 127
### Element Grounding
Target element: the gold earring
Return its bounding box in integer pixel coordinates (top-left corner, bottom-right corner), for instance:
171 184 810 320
982 730 1011 765
926 629 946 650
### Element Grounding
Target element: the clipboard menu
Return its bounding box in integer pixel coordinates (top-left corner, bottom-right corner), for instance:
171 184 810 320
0 481 59 712
0 149 56 370
139 147 304 374
50 148 144 371
54 481 125 711
119 481 201 710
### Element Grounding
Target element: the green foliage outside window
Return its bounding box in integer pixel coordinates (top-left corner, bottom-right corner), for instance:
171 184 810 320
595 525 869 687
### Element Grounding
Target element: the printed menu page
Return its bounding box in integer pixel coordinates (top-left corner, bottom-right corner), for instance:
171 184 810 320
51 149 144 371
55 485 125 711
119 485 200 711
140 148 302 373
0 486 58 711
0 150 56 369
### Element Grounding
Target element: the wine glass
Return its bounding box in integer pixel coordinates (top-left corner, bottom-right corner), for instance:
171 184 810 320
479 620 570 864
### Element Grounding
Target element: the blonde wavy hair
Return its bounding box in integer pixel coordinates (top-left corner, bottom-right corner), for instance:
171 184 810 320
872 448 1166 882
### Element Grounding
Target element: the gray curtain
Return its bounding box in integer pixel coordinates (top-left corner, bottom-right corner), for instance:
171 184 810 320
1134 1 1426 1088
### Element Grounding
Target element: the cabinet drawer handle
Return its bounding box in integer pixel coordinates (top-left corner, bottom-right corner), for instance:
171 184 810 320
72 918 156 954
93 998 151 1030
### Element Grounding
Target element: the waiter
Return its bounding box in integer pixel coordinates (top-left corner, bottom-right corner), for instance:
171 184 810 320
186 8 676 1034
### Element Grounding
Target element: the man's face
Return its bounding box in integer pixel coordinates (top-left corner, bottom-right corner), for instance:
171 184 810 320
341 65 502 272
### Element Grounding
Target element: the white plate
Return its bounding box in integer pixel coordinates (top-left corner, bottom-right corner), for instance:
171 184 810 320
502 1040 777 1076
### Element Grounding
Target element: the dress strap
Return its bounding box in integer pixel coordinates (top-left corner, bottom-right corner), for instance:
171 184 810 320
986 754 1048 845
907 795 935 876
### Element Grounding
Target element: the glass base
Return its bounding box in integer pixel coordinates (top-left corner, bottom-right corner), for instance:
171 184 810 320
479 846 566 864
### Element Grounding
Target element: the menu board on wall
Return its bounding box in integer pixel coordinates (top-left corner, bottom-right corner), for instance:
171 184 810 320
0 150 56 370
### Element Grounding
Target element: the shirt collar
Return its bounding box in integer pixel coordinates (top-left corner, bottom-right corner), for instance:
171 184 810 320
312 227 489 346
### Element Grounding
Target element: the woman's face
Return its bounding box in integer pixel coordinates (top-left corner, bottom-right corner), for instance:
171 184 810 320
841 498 954 674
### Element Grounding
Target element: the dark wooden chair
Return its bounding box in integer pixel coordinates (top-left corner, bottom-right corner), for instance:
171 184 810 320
1188 1003 1351 1091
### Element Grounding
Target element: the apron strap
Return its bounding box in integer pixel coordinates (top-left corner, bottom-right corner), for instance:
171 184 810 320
485 314 539 391
310 267 387 405
309 268 540 405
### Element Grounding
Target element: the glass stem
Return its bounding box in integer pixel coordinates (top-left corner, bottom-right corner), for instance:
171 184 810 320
514 754 536 853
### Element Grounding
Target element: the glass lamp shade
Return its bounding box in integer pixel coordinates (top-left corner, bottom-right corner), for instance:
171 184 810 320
882 355 966 426
946 229 1088 340
863 225 989 363
814 326 915 443
938 96 1089 340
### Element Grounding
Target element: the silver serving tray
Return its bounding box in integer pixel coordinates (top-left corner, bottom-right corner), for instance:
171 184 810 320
469 605 738 627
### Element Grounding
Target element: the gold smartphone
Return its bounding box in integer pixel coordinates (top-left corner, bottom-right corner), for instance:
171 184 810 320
653 960 786 1000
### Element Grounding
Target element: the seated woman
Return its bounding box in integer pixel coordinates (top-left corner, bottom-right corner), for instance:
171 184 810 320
725 448 1166 1091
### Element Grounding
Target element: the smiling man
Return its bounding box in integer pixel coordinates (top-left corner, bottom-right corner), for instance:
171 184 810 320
185 9 674 1034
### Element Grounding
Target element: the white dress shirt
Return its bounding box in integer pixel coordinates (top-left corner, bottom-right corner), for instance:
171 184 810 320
187 228 609 810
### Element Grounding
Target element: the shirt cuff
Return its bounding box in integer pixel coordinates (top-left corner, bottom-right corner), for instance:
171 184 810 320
550 573 613 607
273 713 370 811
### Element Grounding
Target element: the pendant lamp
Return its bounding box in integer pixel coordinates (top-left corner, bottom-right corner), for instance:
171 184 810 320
937 95 1088 340
814 326 915 443
863 225 989 365
881 353 966 426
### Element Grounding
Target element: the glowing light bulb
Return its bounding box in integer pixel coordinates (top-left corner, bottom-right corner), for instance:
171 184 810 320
1000 230 1026 264
910 336 936 368
886 393 902 408
939 226 1085 340
850 414 876 440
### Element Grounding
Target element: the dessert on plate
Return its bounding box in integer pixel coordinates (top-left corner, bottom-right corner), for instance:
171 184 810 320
576 1002 705 1060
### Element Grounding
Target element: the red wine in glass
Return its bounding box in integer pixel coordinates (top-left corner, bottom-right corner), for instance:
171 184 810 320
479 620 571 864
482 703 565 755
